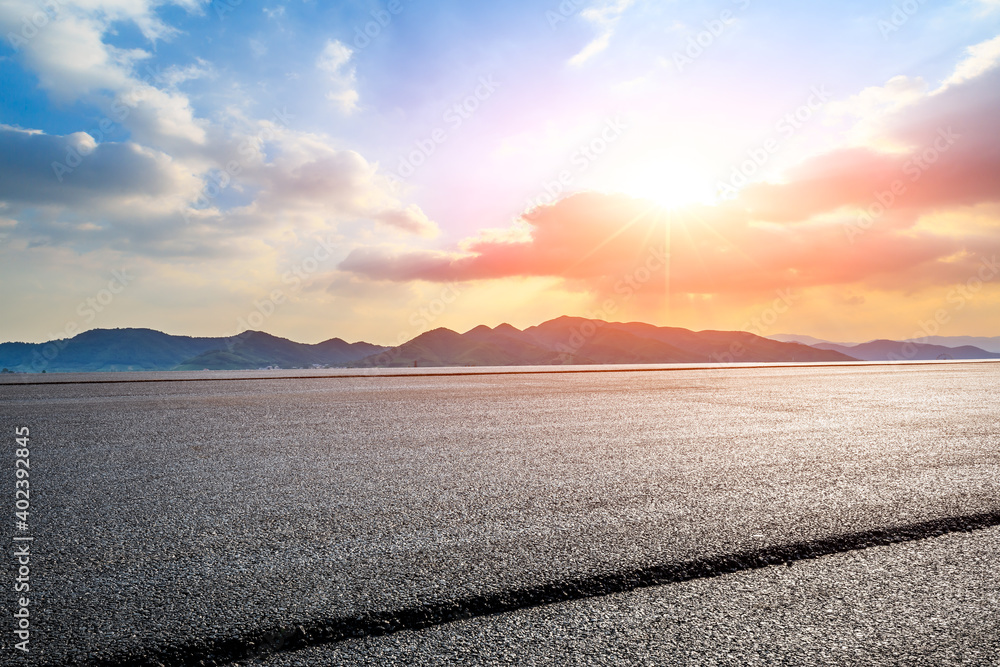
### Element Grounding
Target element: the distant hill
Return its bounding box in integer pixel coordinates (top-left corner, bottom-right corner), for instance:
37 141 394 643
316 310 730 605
358 327 574 368
0 328 225 372
8 320 997 374
352 317 858 367
902 335 1000 354
768 333 859 347
602 320 847 363
772 333 1000 357
0 328 386 372
812 339 1000 361
172 331 385 370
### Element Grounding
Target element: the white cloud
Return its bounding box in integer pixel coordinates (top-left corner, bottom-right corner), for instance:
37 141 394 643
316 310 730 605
317 38 359 113
824 35 1000 150
326 88 360 111
568 0 634 67
118 85 208 148
569 32 612 67
2 7 132 99
942 34 1000 87
826 75 928 125
316 39 353 74
0 0 210 153
0 125 198 209
0 0 439 336
159 60 213 88
0 1 207 100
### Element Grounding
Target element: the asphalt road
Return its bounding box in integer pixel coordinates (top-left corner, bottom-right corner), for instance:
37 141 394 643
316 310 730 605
245 526 1000 666
1 363 998 665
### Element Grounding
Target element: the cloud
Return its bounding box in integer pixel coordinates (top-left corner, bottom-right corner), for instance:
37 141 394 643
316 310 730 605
226 126 439 236
340 41 1000 303
568 31 613 67
371 206 437 236
0 118 436 260
117 84 208 149
317 39 359 113
942 34 1000 87
0 2 435 264
0 0 210 154
568 0 634 66
740 64 1000 222
0 0 203 100
0 125 197 208
340 191 981 298
976 0 1000 14
827 75 928 123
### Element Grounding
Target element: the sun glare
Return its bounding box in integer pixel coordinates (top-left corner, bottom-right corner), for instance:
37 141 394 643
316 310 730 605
608 163 717 210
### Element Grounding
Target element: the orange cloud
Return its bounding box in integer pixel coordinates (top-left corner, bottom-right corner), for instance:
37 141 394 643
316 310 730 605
341 60 1000 305
341 190 980 296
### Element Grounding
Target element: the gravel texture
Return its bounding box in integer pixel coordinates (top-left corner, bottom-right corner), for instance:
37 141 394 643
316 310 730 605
247 526 1000 666
0 363 998 664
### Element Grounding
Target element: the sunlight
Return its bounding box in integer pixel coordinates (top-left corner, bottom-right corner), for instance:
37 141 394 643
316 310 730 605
606 162 717 210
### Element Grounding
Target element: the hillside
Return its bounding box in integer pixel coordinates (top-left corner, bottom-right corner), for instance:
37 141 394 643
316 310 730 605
10 319 999 374
0 328 387 372
352 317 859 367
813 340 1000 361
0 328 226 372
902 335 1000 354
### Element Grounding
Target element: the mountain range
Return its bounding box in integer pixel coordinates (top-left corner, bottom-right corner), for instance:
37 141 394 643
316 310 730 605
0 328 385 373
353 317 853 367
770 333 1000 354
811 340 1000 361
2 317 998 373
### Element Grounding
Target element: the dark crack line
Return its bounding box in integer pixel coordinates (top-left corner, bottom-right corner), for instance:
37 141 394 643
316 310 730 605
70 510 1000 667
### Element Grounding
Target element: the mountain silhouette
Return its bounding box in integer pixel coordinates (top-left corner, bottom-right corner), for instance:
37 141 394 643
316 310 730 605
6 318 998 374
813 339 1000 361
0 328 385 372
353 317 858 367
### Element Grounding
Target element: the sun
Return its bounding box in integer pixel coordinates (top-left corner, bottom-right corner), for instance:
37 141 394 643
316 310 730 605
605 162 717 210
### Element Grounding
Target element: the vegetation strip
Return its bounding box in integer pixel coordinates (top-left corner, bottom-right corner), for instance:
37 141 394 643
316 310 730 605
78 510 1000 667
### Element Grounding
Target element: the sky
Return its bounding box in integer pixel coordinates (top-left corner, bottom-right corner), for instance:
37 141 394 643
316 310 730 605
1 0 999 346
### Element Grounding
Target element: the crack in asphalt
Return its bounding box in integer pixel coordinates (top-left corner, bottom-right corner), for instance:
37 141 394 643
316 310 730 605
74 510 1000 667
